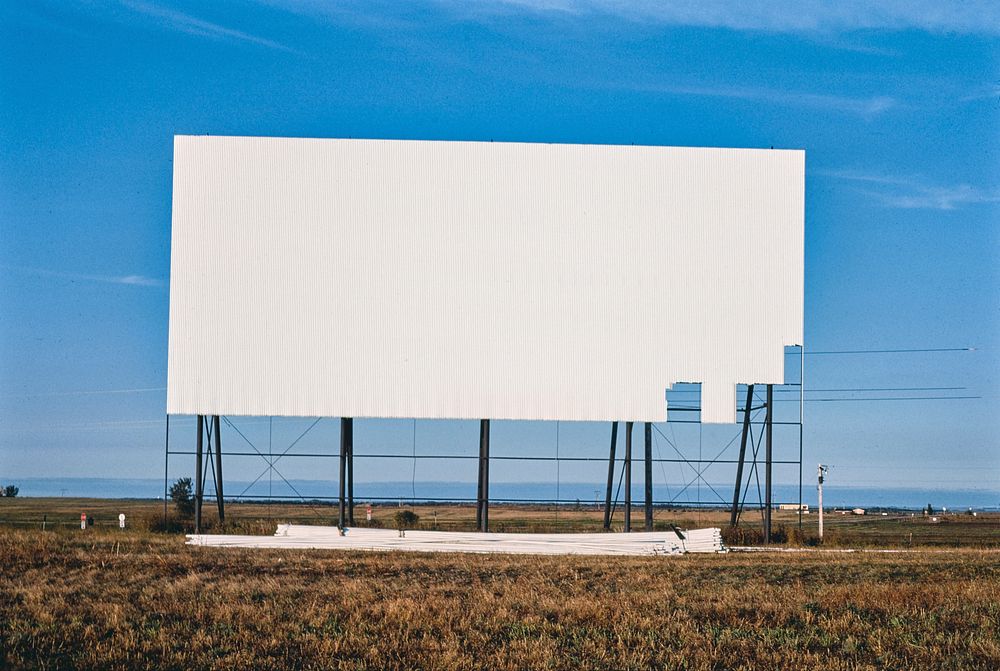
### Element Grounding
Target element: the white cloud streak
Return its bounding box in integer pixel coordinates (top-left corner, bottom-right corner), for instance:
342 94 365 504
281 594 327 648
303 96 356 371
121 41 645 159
1 264 165 288
2 387 166 398
474 0 1000 35
121 0 298 53
817 169 1000 210
118 274 163 286
961 84 1000 103
632 83 896 117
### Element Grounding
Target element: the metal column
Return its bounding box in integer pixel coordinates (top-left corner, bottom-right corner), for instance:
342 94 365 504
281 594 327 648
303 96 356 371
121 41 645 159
644 422 653 531
624 421 633 532
338 417 350 527
194 414 204 534
603 421 618 530
213 415 225 524
477 419 490 532
730 384 755 527
345 418 354 525
764 384 773 544
163 415 170 527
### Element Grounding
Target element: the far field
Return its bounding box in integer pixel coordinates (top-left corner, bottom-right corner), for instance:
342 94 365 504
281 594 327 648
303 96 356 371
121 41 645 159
2 496 999 547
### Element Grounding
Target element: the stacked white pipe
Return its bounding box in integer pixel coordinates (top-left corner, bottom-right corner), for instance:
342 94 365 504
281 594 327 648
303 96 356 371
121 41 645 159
187 525 726 556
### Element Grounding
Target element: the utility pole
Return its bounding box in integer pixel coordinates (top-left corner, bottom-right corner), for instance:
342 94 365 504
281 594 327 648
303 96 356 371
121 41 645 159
817 464 828 541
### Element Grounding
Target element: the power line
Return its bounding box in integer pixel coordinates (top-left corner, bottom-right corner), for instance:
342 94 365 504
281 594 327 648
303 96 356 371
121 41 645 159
823 347 976 354
804 395 981 402
801 387 965 392
667 386 968 394
668 395 983 411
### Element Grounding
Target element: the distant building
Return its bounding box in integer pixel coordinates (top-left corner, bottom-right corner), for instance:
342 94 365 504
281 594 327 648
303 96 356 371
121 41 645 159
851 508 866 515
778 503 809 512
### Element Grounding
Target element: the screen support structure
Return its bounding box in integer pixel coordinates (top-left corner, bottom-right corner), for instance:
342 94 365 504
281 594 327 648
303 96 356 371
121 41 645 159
165 351 802 535
644 422 654 531
598 421 653 533
764 385 774 543
476 419 491 531
728 348 806 540
192 414 224 534
602 422 619 530
624 421 633 532
728 386 775 542
338 418 354 527
730 385 756 527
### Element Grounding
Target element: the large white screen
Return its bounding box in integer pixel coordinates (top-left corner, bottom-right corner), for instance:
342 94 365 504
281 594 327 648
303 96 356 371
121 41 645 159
167 136 803 423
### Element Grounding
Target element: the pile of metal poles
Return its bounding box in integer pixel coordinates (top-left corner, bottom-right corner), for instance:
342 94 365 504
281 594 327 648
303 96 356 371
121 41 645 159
187 524 726 556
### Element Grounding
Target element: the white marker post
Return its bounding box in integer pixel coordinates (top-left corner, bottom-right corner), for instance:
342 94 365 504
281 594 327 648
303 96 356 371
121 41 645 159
817 464 828 541
119 513 126 529
80 513 87 530
366 504 372 522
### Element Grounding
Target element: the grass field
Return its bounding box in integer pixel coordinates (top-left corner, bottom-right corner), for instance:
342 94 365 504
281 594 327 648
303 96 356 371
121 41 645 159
2 498 999 669
2 528 999 670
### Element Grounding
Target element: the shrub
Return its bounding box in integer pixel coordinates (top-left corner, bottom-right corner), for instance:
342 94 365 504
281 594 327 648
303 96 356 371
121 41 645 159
2 485 18 498
393 510 420 530
721 524 795 546
140 513 190 534
786 526 821 546
169 478 195 517
722 525 764 546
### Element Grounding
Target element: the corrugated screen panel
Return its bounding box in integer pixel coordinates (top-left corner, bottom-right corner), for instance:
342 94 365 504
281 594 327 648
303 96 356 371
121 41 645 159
167 136 803 423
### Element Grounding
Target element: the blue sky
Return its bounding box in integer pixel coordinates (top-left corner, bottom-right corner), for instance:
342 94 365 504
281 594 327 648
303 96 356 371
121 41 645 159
1 1 997 499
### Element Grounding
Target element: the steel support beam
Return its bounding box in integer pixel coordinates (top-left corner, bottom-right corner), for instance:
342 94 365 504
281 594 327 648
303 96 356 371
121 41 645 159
624 421 633 532
345 418 354 525
477 419 491 532
644 422 653 531
194 414 204 534
730 384 755 527
603 421 618 530
213 415 225 524
163 415 170 527
338 417 350 527
764 384 773 544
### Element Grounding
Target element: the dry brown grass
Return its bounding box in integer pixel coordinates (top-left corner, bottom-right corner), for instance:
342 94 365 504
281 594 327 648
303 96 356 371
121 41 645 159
2 527 999 670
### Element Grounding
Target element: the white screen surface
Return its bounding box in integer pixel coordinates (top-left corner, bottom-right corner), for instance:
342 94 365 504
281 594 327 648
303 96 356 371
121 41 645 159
167 136 803 423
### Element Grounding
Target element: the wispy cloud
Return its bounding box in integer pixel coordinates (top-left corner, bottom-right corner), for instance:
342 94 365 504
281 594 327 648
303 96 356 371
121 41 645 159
817 169 1000 210
117 274 163 286
873 185 1000 211
961 84 1000 103
2 387 166 399
634 83 896 117
469 0 1000 35
1 264 165 288
121 0 298 53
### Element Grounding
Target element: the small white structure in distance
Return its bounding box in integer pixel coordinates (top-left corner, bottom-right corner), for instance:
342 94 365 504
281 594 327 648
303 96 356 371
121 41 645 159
168 136 804 424
778 503 810 512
